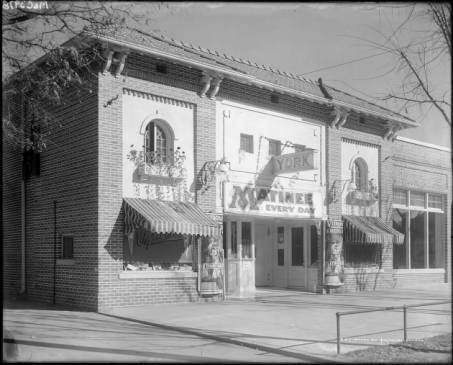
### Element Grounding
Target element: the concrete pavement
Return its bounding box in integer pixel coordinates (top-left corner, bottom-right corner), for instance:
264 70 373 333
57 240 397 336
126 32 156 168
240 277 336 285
3 283 451 362
3 301 299 362
105 283 451 359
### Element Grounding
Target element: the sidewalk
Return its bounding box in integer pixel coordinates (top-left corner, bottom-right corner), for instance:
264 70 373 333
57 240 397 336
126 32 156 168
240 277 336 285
3 300 300 363
3 283 451 362
105 283 451 359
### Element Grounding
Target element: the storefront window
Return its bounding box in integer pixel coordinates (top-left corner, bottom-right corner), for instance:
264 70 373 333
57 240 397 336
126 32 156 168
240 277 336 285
394 189 407 206
392 189 446 270
344 242 382 268
410 211 425 269
428 194 443 209
392 209 407 269
291 227 304 266
429 213 445 268
410 191 425 208
123 229 194 271
241 222 252 259
231 221 238 258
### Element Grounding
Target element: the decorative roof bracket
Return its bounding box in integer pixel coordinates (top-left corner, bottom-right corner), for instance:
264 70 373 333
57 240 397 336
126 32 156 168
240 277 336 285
199 73 212 97
102 45 129 76
383 121 402 141
337 110 350 129
103 49 114 73
330 106 349 128
115 52 128 76
208 76 223 99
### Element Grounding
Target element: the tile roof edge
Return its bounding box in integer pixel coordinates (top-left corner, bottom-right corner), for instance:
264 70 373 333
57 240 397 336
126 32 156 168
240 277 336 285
85 28 418 126
324 83 416 123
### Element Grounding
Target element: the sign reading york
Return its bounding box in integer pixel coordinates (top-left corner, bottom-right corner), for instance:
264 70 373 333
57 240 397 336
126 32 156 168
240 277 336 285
225 183 322 218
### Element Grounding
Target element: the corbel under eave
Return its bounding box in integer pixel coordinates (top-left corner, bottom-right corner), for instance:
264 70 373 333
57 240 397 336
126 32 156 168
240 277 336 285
115 52 128 76
102 45 129 76
383 123 402 141
330 106 349 128
208 77 223 99
103 49 114 73
336 110 350 129
199 73 212 98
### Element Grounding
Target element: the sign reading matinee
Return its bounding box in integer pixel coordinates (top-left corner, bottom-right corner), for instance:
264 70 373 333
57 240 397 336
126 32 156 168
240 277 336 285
224 183 322 218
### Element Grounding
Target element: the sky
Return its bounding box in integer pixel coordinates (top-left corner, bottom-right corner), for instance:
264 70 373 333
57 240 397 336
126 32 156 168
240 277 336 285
137 2 451 148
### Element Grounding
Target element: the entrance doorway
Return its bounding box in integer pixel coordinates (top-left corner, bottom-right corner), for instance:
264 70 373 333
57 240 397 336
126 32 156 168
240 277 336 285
270 223 314 289
255 223 272 286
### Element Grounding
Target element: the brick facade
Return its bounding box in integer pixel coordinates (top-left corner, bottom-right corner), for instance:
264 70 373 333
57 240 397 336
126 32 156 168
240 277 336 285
97 56 219 311
3 40 450 310
2 97 23 300
326 115 396 292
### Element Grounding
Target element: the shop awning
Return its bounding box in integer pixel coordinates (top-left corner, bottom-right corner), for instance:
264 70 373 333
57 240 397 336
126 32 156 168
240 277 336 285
123 198 220 237
343 215 404 245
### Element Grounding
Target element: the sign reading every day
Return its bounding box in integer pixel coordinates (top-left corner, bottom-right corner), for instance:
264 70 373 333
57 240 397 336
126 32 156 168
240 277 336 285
224 183 322 218
272 150 317 175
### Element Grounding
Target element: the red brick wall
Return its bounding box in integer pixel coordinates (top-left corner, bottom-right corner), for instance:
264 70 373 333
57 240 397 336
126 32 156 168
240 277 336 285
18 79 99 310
7 48 449 309
2 97 23 299
326 115 395 292
97 56 219 311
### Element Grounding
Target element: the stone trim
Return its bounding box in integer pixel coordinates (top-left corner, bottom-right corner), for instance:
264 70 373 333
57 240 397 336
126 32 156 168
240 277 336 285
123 88 194 109
342 137 380 149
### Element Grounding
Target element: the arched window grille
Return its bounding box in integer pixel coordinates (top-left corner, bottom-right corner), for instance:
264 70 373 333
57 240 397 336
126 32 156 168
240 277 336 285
351 158 368 192
144 120 173 164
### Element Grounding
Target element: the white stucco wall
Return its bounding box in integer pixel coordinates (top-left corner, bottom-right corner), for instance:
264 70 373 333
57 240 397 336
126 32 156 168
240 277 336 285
341 139 379 216
122 93 195 200
216 100 326 219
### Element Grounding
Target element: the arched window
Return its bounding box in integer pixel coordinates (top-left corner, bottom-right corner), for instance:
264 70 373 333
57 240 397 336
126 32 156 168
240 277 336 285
351 158 368 192
144 120 174 164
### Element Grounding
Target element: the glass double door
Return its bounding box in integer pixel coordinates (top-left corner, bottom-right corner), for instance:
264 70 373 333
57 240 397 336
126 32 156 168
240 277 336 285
273 224 309 289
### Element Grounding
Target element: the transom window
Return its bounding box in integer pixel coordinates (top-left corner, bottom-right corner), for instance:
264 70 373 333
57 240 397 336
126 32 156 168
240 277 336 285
144 120 174 164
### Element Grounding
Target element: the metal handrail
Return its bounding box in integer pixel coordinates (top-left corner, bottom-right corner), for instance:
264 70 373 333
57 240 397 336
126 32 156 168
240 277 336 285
335 300 451 354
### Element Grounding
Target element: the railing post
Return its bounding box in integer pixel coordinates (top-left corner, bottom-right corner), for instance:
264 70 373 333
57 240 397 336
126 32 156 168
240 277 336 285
403 305 407 342
336 312 340 354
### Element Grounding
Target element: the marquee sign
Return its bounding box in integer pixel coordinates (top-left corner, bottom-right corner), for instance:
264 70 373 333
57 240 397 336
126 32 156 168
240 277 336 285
272 149 317 175
224 183 323 218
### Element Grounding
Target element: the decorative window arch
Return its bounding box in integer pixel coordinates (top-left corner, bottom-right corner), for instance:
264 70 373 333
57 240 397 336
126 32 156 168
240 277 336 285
144 119 174 164
351 157 368 192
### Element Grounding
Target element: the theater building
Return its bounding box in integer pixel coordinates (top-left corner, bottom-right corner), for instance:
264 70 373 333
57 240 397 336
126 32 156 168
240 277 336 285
3 28 451 310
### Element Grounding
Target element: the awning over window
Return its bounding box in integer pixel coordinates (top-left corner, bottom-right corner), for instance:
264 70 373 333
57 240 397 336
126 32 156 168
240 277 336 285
123 198 220 237
343 215 404 245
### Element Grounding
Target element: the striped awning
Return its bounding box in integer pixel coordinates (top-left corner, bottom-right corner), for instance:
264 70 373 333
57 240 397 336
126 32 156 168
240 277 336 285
343 215 405 245
123 198 220 237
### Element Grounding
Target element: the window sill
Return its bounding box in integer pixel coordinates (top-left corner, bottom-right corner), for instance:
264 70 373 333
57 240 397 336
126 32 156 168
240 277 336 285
343 267 383 274
119 271 197 279
56 259 75 266
393 268 445 274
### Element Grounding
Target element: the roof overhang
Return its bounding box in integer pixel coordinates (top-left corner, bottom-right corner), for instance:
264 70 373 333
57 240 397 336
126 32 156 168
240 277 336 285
79 32 419 129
